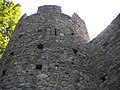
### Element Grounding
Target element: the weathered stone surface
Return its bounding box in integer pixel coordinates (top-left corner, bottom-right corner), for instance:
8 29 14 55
0 5 120 90
87 14 120 90
72 13 90 43
37 5 61 14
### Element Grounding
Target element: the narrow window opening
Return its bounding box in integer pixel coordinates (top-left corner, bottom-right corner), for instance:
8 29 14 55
1 70 6 77
55 29 57 35
100 76 106 82
38 30 41 32
71 62 74 65
10 51 14 56
71 33 74 35
18 34 22 38
72 48 78 54
37 43 44 50
36 64 42 70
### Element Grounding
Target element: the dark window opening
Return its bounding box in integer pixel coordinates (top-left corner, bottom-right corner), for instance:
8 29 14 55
71 62 74 65
36 64 42 70
72 48 78 54
38 30 41 32
37 43 44 50
10 51 14 56
1 70 7 77
100 76 106 82
71 33 74 35
55 29 57 35
55 64 59 67
18 34 22 38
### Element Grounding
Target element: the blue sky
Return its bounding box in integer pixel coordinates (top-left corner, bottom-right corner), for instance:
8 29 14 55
12 0 120 40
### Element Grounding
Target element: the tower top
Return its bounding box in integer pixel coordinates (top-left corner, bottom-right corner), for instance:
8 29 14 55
37 5 61 14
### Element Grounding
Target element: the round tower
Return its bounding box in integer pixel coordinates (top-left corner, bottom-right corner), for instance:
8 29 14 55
0 5 94 90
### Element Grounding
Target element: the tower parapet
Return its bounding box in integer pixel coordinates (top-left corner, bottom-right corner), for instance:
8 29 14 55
37 5 61 14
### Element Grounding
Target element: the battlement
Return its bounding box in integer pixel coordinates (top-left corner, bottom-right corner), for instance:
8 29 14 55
37 5 61 14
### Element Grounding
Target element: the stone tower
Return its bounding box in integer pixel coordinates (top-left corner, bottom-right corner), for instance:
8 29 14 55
0 5 120 90
0 5 92 90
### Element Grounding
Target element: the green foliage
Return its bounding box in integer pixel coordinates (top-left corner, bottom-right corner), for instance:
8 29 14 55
0 0 21 59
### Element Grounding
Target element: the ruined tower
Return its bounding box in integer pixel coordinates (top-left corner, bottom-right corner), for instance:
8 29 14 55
0 5 120 90
0 5 93 90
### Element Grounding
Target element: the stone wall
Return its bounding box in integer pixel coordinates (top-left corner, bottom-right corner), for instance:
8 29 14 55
87 14 120 90
0 5 120 90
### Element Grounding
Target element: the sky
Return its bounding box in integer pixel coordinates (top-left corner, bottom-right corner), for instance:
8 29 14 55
12 0 120 40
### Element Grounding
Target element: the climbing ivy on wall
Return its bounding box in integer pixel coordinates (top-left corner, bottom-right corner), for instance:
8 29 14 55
0 0 21 59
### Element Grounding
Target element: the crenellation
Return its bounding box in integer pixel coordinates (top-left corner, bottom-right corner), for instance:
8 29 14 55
72 13 90 43
37 5 61 14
